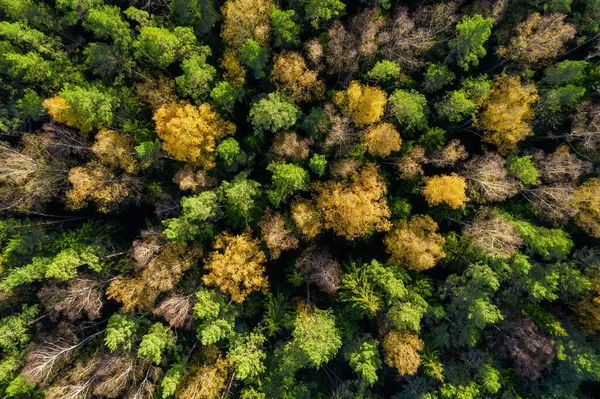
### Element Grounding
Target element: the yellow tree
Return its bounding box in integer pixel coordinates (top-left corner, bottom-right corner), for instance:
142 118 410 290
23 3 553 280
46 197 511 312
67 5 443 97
384 215 446 271
91 129 139 173
574 177 600 238
221 50 247 89
422 173 469 209
221 0 272 48
153 101 235 168
362 122 402 157
290 198 324 239
316 162 391 240
477 75 538 154
334 81 387 127
65 161 143 213
177 355 229 399
382 331 424 376
202 232 268 303
270 52 325 102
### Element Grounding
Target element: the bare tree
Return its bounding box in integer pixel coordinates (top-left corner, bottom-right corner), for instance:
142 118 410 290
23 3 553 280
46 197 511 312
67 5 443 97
488 316 555 380
461 152 518 203
131 229 168 270
296 246 342 294
533 146 592 183
323 104 360 155
153 294 195 330
523 183 577 224
463 209 524 258
427 139 468 168
38 276 104 321
570 103 600 156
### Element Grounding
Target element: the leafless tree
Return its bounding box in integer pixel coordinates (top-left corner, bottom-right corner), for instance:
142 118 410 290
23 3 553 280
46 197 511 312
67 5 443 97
427 139 468 168
153 294 195 330
463 209 524 258
569 103 600 157
323 104 360 155
533 146 592 183
296 246 342 294
38 276 104 321
488 316 555 380
461 152 518 203
523 183 577 224
131 229 168 270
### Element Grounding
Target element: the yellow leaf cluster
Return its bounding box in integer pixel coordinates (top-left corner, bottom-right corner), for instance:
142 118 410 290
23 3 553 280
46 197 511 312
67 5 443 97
221 50 246 89
362 122 402 157
271 52 325 102
316 162 391 240
422 173 469 209
221 0 271 48
65 161 142 213
382 331 424 376
153 101 235 168
477 75 538 154
574 177 600 238
177 355 229 399
135 75 178 110
92 129 139 173
290 198 324 239
334 81 387 127
43 96 85 132
384 215 446 271
202 232 268 303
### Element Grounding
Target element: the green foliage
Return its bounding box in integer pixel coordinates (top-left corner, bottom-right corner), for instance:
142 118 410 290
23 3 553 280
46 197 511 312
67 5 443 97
288 307 342 368
133 26 196 68
250 92 301 133
512 220 574 260
386 296 428 332
266 162 309 207
83 5 131 45
59 84 119 132
436 90 476 123
211 81 242 112
163 191 219 241
303 0 346 28
389 89 428 131
272 7 300 47
345 339 382 386
193 288 238 345
105 313 137 352
423 63 455 92
138 323 176 365
544 60 588 86
229 331 267 381
539 84 586 114
176 51 217 103
220 173 261 227
507 153 538 185
160 363 185 399
451 14 494 71
308 154 327 177
239 39 269 79
0 305 38 353
367 60 401 83
170 0 219 35
4 375 38 398
216 137 246 170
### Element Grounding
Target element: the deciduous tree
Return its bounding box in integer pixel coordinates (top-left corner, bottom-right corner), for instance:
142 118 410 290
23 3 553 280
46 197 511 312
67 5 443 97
477 75 538 154
574 177 600 238
381 331 423 376
461 152 518 202
271 52 324 102
316 163 391 240
153 101 235 168
259 209 299 259
334 81 387 128
422 173 469 209
296 246 342 294
221 0 271 48
384 215 446 271
202 232 268 303
450 14 494 70
463 209 523 258
362 123 402 157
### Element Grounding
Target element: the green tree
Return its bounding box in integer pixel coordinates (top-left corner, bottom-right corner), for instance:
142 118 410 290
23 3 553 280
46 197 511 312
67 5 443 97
0 305 38 354
436 90 476 123
238 39 269 79
512 219 574 260
250 92 300 133
176 51 217 103
423 63 455 92
162 190 219 242
170 0 219 35
193 288 238 345
229 331 267 381
104 313 137 352
345 338 382 386
219 173 261 227
302 0 346 28
366 60 401 84
271 7 300 47
450 14 494 70
83 5 132 45
266 162 309 206
309 154 327 177
286 307 342 368
389 89 428 131
544 60 589 86
137 323 176 365
507 153 538 185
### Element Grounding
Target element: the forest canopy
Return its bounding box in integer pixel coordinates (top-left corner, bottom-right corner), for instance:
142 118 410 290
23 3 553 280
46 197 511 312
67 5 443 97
1 0 600 398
